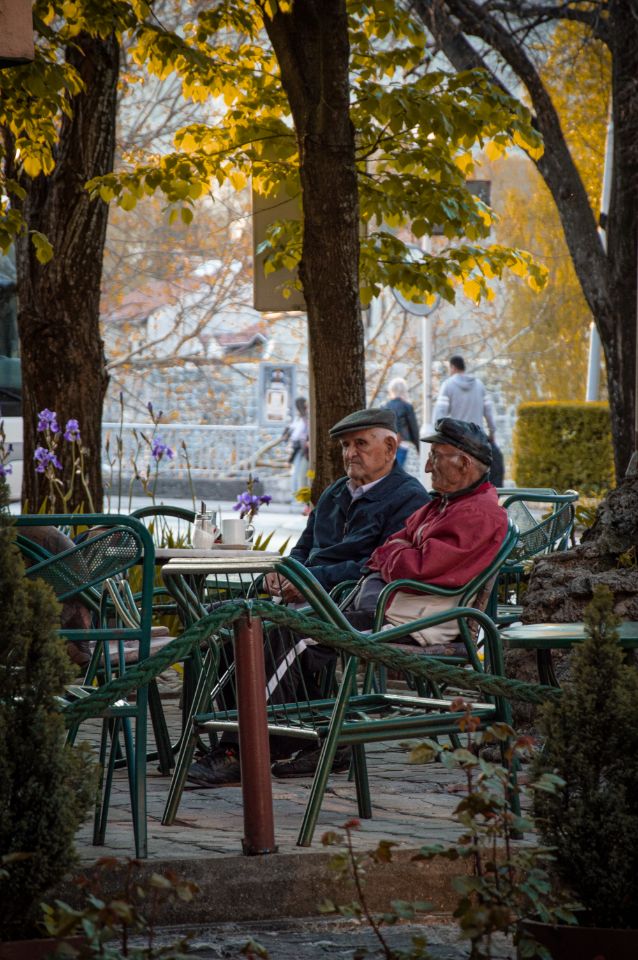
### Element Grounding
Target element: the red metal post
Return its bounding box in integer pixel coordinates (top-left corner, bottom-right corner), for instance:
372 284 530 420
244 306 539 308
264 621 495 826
233 613 278 855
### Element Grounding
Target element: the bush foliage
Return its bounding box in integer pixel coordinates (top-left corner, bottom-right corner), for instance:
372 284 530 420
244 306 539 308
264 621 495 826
533 586 638 929
0 484 96 939
513 401 614 492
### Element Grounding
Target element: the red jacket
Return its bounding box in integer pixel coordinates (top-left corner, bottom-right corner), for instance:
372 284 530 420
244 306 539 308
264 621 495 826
367 480 507 590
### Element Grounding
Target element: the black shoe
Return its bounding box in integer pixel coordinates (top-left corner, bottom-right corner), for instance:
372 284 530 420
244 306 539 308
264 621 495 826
187 746 241 786
271 746 351 779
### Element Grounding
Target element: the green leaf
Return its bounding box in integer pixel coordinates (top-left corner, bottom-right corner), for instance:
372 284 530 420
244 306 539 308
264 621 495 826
31 230 54 264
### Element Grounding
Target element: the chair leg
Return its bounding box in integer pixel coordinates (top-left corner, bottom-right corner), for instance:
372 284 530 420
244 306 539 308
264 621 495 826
93 716 135 847
133 686 149 859
351 743 372 819
148 679 173 774
93 718 114 845
297 657 359 848
162 648 218 825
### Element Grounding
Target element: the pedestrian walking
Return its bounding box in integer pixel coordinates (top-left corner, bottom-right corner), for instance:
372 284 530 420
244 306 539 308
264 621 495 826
382 378 420 469
282 396 310 504
433 355 503 485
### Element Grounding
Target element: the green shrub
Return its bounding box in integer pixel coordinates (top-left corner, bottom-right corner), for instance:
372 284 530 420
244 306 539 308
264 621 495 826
0 482 96 939
512 401 614 492
533 586 638 929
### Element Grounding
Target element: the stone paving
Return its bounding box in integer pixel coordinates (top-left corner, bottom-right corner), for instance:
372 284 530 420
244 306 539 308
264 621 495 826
74 695 473 864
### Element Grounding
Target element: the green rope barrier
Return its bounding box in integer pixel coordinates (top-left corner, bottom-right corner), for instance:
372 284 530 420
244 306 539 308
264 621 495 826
247 601 562 705
63 598 560 726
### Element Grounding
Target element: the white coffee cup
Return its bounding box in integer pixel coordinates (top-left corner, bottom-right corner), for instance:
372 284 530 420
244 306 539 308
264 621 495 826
222 517 246 545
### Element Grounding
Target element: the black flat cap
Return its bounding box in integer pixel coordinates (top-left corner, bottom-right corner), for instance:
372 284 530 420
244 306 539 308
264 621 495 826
329 407 398 438
422 417 492 466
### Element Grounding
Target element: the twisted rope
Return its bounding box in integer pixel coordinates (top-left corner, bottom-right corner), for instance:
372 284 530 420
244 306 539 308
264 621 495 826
62 599 560 726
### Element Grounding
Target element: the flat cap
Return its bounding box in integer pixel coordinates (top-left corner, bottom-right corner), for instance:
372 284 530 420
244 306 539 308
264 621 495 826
329 407 398 439
422 417 492 466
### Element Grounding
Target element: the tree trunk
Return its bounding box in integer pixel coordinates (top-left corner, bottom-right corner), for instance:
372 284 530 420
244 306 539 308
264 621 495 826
523 475 638 623
413 0 638 477
11 32 118 511
262 0 365 500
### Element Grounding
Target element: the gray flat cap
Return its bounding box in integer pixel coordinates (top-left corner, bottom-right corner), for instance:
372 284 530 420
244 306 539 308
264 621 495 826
329 407 398 439
422 417 492 466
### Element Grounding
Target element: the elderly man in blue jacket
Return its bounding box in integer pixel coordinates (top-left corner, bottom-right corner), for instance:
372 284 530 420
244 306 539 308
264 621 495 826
187 407 429 787
265 407 430 602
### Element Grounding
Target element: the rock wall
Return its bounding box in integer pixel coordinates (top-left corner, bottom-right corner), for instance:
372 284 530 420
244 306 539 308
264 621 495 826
522 475 638 623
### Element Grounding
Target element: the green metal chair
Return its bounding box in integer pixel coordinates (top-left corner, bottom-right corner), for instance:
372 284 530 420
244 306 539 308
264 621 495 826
15 513 160 858
161 522 519 832
492 490 578 625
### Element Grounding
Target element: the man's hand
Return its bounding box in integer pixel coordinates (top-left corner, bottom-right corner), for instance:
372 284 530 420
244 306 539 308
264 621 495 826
263 571 304 603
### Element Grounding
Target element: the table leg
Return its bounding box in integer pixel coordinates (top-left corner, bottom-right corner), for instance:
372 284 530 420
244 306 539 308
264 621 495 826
537 649 559 687
234 614 278 855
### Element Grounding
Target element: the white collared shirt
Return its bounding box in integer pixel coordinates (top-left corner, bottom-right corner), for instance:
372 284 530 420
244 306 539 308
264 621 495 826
347 475 387 500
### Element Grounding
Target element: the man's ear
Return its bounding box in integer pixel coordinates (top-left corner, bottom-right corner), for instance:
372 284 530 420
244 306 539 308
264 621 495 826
385 434 398 456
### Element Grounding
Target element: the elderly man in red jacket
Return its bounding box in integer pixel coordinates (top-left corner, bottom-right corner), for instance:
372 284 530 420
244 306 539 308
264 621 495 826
363 416 507 645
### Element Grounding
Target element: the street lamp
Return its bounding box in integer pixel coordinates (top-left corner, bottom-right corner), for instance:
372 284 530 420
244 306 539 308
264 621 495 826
391 245 441 487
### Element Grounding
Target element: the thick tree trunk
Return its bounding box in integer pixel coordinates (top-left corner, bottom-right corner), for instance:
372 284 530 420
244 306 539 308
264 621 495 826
523 475 638 623
262 0 365 500
11 33 118 511
413 0 638 477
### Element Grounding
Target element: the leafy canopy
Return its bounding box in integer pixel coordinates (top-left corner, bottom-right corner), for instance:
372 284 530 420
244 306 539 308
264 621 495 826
1 0 546 301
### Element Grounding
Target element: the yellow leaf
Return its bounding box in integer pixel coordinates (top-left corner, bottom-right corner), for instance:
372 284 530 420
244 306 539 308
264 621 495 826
229 170 247 190
509 259 528 278
22 155 43 178
513 130 544 160
178 132 198 153
485 140 506 162
119 193 137 211
463 278 482 301
455 152 474 175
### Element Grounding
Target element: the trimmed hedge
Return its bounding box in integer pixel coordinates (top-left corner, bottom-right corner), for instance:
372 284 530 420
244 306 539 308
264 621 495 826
513 401 614 492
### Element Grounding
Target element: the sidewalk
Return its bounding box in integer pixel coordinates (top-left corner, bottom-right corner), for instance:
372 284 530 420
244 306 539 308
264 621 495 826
65 698 528 927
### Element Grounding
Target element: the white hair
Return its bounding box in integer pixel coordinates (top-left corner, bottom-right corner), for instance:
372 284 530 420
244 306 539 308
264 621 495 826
388 377 408 399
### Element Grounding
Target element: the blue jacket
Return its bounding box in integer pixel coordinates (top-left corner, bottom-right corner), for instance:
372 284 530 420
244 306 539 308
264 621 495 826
289 463 430 591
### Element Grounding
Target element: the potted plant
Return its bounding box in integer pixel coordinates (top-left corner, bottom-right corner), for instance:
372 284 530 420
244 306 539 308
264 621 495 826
528 584 638 958
0 477 96 946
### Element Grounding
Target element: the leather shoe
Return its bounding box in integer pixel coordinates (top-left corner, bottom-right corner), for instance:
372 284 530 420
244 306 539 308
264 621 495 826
271 746 351 779
187 747 241 786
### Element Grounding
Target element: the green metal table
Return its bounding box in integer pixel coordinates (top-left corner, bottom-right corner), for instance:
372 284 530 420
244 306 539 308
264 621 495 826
162 552 281 855
501 621 638 686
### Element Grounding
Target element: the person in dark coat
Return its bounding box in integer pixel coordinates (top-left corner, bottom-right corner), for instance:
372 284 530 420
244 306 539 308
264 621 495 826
187 408 430 787
382 377 420 469
270 407 429 598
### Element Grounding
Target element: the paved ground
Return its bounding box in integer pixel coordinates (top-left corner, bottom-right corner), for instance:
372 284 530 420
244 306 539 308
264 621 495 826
65 699 523 956
140 917 514 958
74 698 472 865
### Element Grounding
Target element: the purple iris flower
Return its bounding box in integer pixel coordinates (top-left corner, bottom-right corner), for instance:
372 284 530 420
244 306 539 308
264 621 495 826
151 437 174 462
34 446 62 473
233 491 272 518
37 409 60 434
0 463 13 478
64 419 81 442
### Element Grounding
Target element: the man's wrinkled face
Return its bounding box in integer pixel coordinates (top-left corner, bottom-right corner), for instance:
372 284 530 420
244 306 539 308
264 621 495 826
340 428 396 487
425 442 469 493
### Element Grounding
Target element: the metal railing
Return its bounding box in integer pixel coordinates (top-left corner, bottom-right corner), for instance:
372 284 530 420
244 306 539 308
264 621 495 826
101 422 289 480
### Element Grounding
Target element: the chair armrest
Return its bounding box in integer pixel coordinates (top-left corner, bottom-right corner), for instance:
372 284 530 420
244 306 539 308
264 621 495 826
373 578 464 630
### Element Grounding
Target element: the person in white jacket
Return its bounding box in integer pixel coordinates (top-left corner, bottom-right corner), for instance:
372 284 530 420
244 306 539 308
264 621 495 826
433 355 496 440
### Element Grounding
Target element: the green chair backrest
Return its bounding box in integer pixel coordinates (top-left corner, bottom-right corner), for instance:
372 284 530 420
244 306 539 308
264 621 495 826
501 490 578 562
